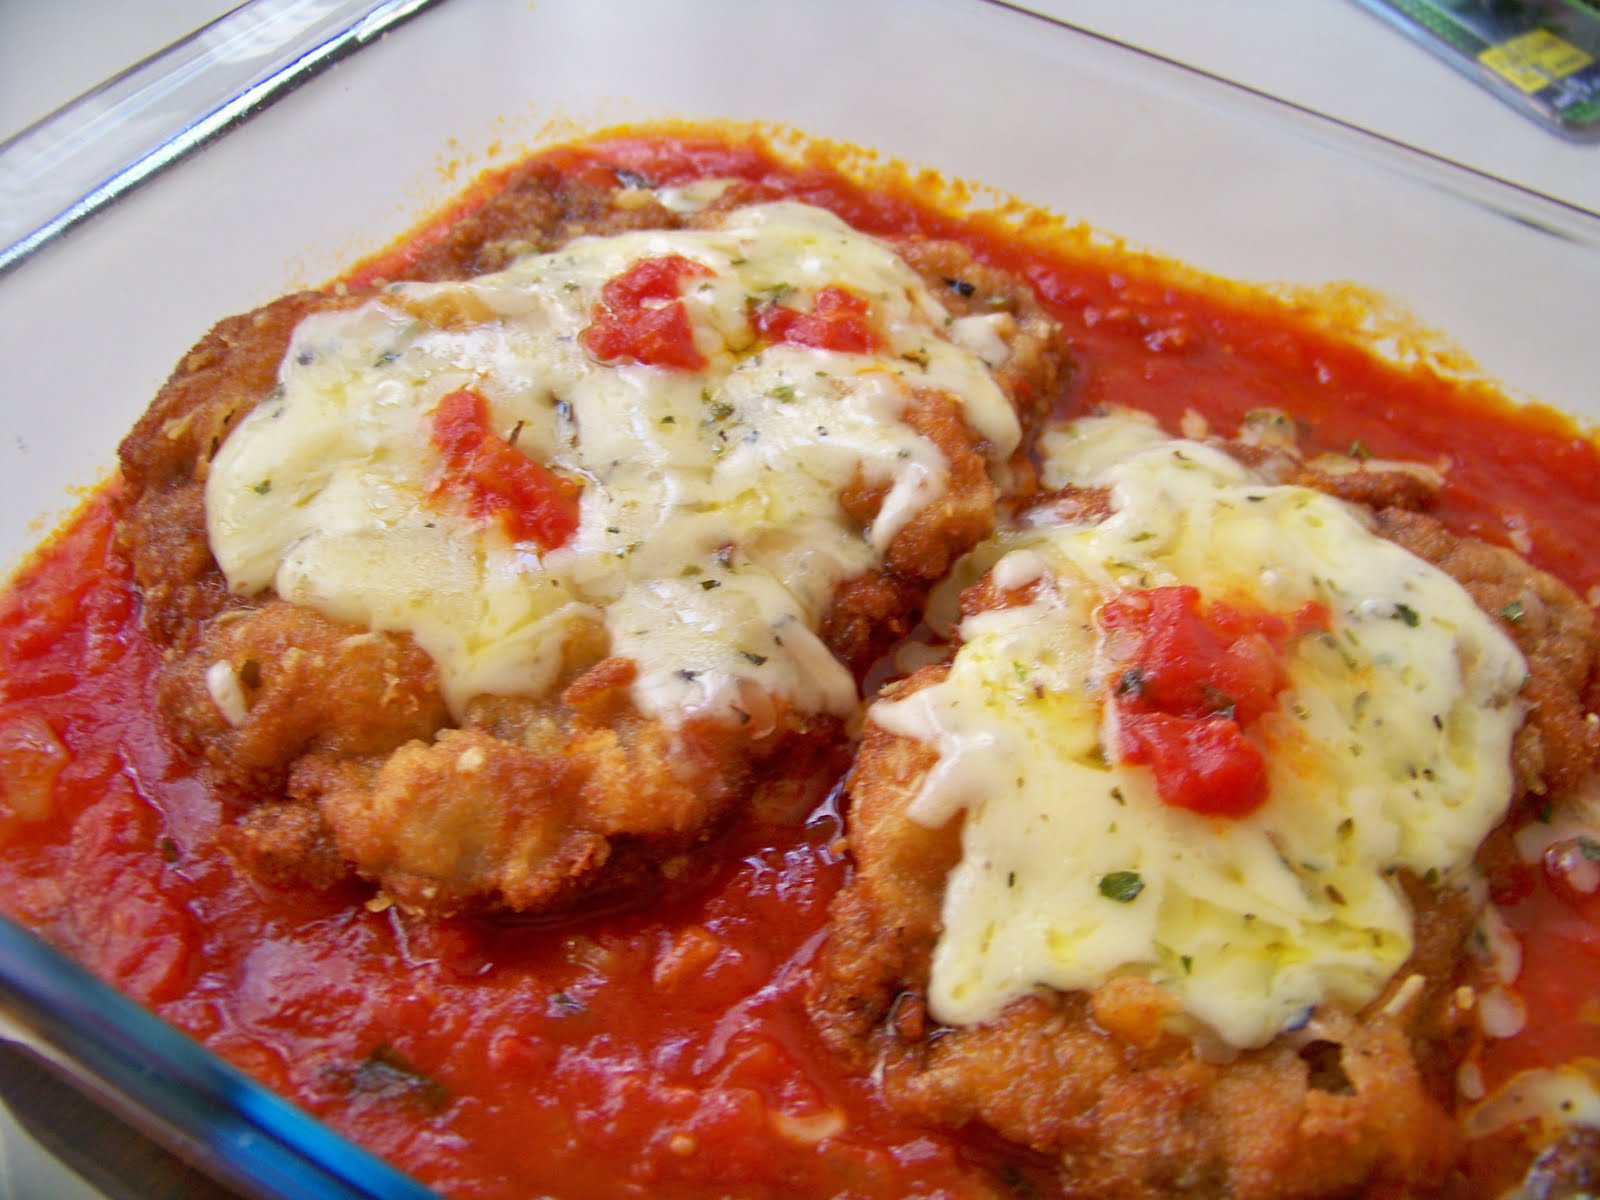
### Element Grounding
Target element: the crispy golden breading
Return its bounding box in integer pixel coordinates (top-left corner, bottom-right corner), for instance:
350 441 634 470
157 599 449 797
115 166 1068 916
118 292 353 650
810 454 1600 1199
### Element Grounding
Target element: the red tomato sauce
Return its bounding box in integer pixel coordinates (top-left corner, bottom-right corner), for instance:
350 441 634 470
427 387 581 549
580 253 713 371
1101 587 1330 817
752 285 885 354
3 128 1600 1198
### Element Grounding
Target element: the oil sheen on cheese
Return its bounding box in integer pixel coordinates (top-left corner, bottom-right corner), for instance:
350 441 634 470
206 202 1020 719
870 414 1527 1050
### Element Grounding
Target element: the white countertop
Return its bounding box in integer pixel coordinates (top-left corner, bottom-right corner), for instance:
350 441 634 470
2 1 1596 214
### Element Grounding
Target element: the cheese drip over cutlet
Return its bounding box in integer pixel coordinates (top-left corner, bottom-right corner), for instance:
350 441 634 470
871 413 1527 1050
205 201 1021 720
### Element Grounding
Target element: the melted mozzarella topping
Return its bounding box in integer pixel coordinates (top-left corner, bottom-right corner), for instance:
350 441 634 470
207 202 1020 719
1464 1061 1600 1139
871 414 1527 1050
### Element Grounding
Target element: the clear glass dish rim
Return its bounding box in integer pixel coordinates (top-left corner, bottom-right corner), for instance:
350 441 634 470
6 0 1599 285
1 3 1598 1199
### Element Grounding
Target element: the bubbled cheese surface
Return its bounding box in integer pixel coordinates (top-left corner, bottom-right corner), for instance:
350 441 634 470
206 202 1021 719
870 414 1527 1050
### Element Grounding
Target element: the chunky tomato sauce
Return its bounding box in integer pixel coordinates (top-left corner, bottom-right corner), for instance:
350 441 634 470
752 284 886 355
2 129 1599 1198
428 388 581 549
580 253 713 371
1101 587 1330 818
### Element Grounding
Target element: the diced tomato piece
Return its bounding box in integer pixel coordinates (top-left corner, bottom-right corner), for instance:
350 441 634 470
1104 586 1291 725
580 254 712 370
427 389 581 549
1116 711 1269 817
1100 586 1327 817
753 285 884 354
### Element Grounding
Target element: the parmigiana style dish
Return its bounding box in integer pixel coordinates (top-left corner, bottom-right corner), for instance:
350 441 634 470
1 125 1598 1199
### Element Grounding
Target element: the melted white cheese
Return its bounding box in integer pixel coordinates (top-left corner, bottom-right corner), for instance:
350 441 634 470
1464 1061 1600 1140
207 202 1020 719
871 414 1527 1049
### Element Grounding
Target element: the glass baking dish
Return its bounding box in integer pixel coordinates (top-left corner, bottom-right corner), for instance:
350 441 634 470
1 1 1598 1196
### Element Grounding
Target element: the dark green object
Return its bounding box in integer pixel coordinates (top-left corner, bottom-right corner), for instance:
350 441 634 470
1356 0 1600 139
1098 870 1146 902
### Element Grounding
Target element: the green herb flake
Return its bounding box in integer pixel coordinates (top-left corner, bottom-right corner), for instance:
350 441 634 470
1498 600 1526 623
1115 667 1146 698
1180 954 1193 975
1394 603 1421 627
740 651 768 666
997 1164 1042 1200
351 1046 450 1113
548 991 587 1017
1098 871 1145 903
1348 439 1371 460
1579 836 1600 863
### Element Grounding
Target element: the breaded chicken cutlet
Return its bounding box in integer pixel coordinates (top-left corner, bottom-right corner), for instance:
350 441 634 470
116 161 1068 916
810 410 1600 1199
